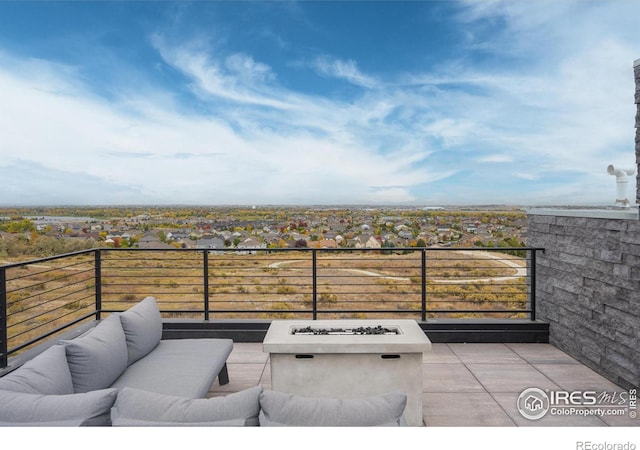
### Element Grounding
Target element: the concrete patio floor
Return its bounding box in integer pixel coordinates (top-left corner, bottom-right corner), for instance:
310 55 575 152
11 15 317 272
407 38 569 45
209 342 638 427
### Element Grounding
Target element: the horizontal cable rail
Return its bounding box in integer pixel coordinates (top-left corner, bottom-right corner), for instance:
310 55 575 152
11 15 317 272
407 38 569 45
1 246 543 366
1 250 98 366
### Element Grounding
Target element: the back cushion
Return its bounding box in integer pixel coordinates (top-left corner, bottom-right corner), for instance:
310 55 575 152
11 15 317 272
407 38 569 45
111 386 263 426
258 390 408 426
119 296 163 366
0 345 74 395
0 388 118 426
61 314 128 393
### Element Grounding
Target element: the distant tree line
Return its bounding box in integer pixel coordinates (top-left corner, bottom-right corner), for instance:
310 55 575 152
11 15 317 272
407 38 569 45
474 237 527 257
0 235 99 258
0 219 35 233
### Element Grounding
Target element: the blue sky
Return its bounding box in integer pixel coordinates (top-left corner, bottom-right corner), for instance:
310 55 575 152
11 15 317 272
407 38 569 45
0 0 638 206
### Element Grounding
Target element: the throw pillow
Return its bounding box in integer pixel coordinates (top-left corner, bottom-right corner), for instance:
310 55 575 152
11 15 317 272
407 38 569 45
119 296 163 365
61 314 128 393
0 345 73 395
111 386 263 426
258 390 407 426
0 388 118 426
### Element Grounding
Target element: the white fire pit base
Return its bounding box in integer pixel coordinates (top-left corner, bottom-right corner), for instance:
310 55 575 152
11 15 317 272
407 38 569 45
263 319 431 426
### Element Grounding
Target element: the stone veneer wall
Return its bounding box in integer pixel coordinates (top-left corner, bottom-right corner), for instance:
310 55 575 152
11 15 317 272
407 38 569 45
527 212 639 389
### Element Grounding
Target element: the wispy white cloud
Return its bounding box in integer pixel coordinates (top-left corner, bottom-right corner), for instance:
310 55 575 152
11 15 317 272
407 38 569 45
150 33 291 110
477 154 513 164
311 56 379 89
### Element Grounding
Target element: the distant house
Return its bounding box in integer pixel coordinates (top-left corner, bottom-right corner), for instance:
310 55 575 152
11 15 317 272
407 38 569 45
308 239 338 249
355 235 382 249
216 230 233 241
195 236 225 253
261 232 281 245
417 233 437 246
138 233 174 250
323 231 338 240
236 237 266 254
170 231 189 242
397 230 413 239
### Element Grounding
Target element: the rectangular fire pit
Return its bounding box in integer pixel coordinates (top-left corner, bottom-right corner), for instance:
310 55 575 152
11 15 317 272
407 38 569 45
263 319 431 426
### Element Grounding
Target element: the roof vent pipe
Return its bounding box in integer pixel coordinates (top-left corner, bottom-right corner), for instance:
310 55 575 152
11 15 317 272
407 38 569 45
607 165 636 208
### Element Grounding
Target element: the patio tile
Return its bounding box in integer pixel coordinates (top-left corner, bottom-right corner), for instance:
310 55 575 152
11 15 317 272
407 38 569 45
422 392 516 426
208 363 265 395
423 363 485 393
448 343 525 364
422 343 462 363
227 349 269 364
230 342 266 353
492 392 608 426
533 363 624 391
506 343 580 364
466 363 561 393
598 411 640 427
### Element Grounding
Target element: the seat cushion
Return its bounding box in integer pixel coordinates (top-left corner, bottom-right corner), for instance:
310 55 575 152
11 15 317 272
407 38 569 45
61 314 128 393
110 338 233 398
119 296 163 366
258 390 407 426
0 345 73 395
111 386 262 426
0 388 118 426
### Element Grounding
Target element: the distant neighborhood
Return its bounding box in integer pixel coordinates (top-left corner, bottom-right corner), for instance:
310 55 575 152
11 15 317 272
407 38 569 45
0 206 528 258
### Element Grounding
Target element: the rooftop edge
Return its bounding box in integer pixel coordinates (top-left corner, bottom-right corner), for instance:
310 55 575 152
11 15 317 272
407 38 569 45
526 207 639 220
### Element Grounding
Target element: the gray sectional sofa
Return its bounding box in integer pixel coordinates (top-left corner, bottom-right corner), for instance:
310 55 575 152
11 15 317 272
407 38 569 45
0 297 409 427
0 297 245 426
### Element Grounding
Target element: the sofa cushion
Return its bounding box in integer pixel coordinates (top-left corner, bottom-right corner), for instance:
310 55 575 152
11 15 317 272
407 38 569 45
0 345 73 395
119 296 163 366
61 314 128 393
111 338 233 398
0 388 118 426
111 386 262 426
258 390 407 426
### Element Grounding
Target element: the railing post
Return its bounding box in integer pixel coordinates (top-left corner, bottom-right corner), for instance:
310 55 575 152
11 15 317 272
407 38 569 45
421 249 427 322
312 249 317 320
203 250 210 321
1 266 7 368
530 249 537 321
94 249 102 321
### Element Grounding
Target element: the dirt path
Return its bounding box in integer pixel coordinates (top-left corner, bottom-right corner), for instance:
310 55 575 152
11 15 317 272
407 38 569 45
267 251 526 284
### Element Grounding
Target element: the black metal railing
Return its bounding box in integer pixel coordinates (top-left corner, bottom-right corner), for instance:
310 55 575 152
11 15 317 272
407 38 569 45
1 246 543 367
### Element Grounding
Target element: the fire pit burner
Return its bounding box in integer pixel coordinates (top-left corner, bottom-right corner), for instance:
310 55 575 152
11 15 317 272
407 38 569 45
292 325 399 335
